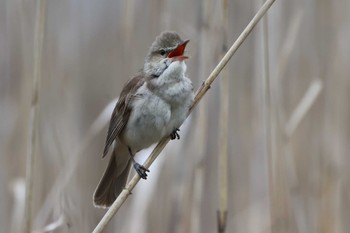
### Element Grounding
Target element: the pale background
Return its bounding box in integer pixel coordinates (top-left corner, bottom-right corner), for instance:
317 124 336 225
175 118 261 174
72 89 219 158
1 0 349 232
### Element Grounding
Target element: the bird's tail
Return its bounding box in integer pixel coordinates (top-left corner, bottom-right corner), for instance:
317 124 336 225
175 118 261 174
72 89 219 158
93 144 131 208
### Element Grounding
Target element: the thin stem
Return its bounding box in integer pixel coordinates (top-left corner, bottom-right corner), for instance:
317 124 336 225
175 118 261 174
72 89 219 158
217 0 229 232
24 0 46 232
285 79 323 138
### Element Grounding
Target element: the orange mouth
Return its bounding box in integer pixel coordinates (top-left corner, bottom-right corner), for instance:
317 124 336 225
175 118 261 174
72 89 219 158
167 40 189 61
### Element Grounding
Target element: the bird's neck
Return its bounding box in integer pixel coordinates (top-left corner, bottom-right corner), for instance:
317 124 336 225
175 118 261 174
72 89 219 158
145 61 188 104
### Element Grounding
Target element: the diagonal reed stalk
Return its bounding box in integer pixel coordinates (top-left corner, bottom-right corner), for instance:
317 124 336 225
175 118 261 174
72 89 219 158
93 0 277 232
285 79 323 138
24 0 46 233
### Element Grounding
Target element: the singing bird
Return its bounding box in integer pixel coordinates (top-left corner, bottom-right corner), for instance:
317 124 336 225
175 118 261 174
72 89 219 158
93 31 194 208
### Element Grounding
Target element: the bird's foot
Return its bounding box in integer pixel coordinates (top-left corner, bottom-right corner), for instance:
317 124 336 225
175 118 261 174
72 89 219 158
170 128 180 140
133 163 150 179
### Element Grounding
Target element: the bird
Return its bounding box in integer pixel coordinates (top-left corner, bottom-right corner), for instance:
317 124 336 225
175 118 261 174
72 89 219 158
93 31 194 208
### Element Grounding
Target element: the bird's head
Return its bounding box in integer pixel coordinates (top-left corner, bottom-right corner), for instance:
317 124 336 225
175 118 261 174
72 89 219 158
144 31 189 78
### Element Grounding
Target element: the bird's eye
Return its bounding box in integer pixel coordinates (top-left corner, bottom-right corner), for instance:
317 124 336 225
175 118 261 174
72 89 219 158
159 49 166 56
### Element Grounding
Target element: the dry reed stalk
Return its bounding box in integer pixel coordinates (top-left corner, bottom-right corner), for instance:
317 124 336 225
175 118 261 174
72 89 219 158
188 1 212 230
267 8 304 232
260 0 271 156
24 1 46 232
121 0 135 74
283 78 322 232
271 9 304 123
217 67 229 233
260 0 272 229
217 0 229 232
189 166 205 233
318 36 346 232
285 79 323 137
93 0 277 232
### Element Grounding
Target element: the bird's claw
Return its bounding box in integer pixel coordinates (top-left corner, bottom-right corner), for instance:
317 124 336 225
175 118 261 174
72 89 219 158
133 163 150 179
170 128 180 140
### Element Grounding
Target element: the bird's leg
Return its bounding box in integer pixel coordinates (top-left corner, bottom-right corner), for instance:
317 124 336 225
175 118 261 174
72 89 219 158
170 128 180 140
128 147 149 179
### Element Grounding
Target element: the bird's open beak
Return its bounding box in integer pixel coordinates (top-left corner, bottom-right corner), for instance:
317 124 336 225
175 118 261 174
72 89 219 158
167 39 189 61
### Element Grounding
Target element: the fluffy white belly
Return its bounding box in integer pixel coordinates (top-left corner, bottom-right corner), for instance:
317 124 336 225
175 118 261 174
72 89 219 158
122 92 172 151
122 61 194 152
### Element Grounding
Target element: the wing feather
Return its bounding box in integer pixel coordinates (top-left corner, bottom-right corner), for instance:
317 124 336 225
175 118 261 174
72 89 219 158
102 75 144 157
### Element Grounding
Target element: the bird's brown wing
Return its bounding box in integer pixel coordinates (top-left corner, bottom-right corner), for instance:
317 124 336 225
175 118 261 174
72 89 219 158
102 75 144 158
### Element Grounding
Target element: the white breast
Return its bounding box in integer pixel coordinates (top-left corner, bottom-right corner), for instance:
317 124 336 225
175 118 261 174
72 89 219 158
122 61 194 152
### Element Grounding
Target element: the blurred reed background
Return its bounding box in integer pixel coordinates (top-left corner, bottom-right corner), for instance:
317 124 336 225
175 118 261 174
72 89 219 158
1 0 349 232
